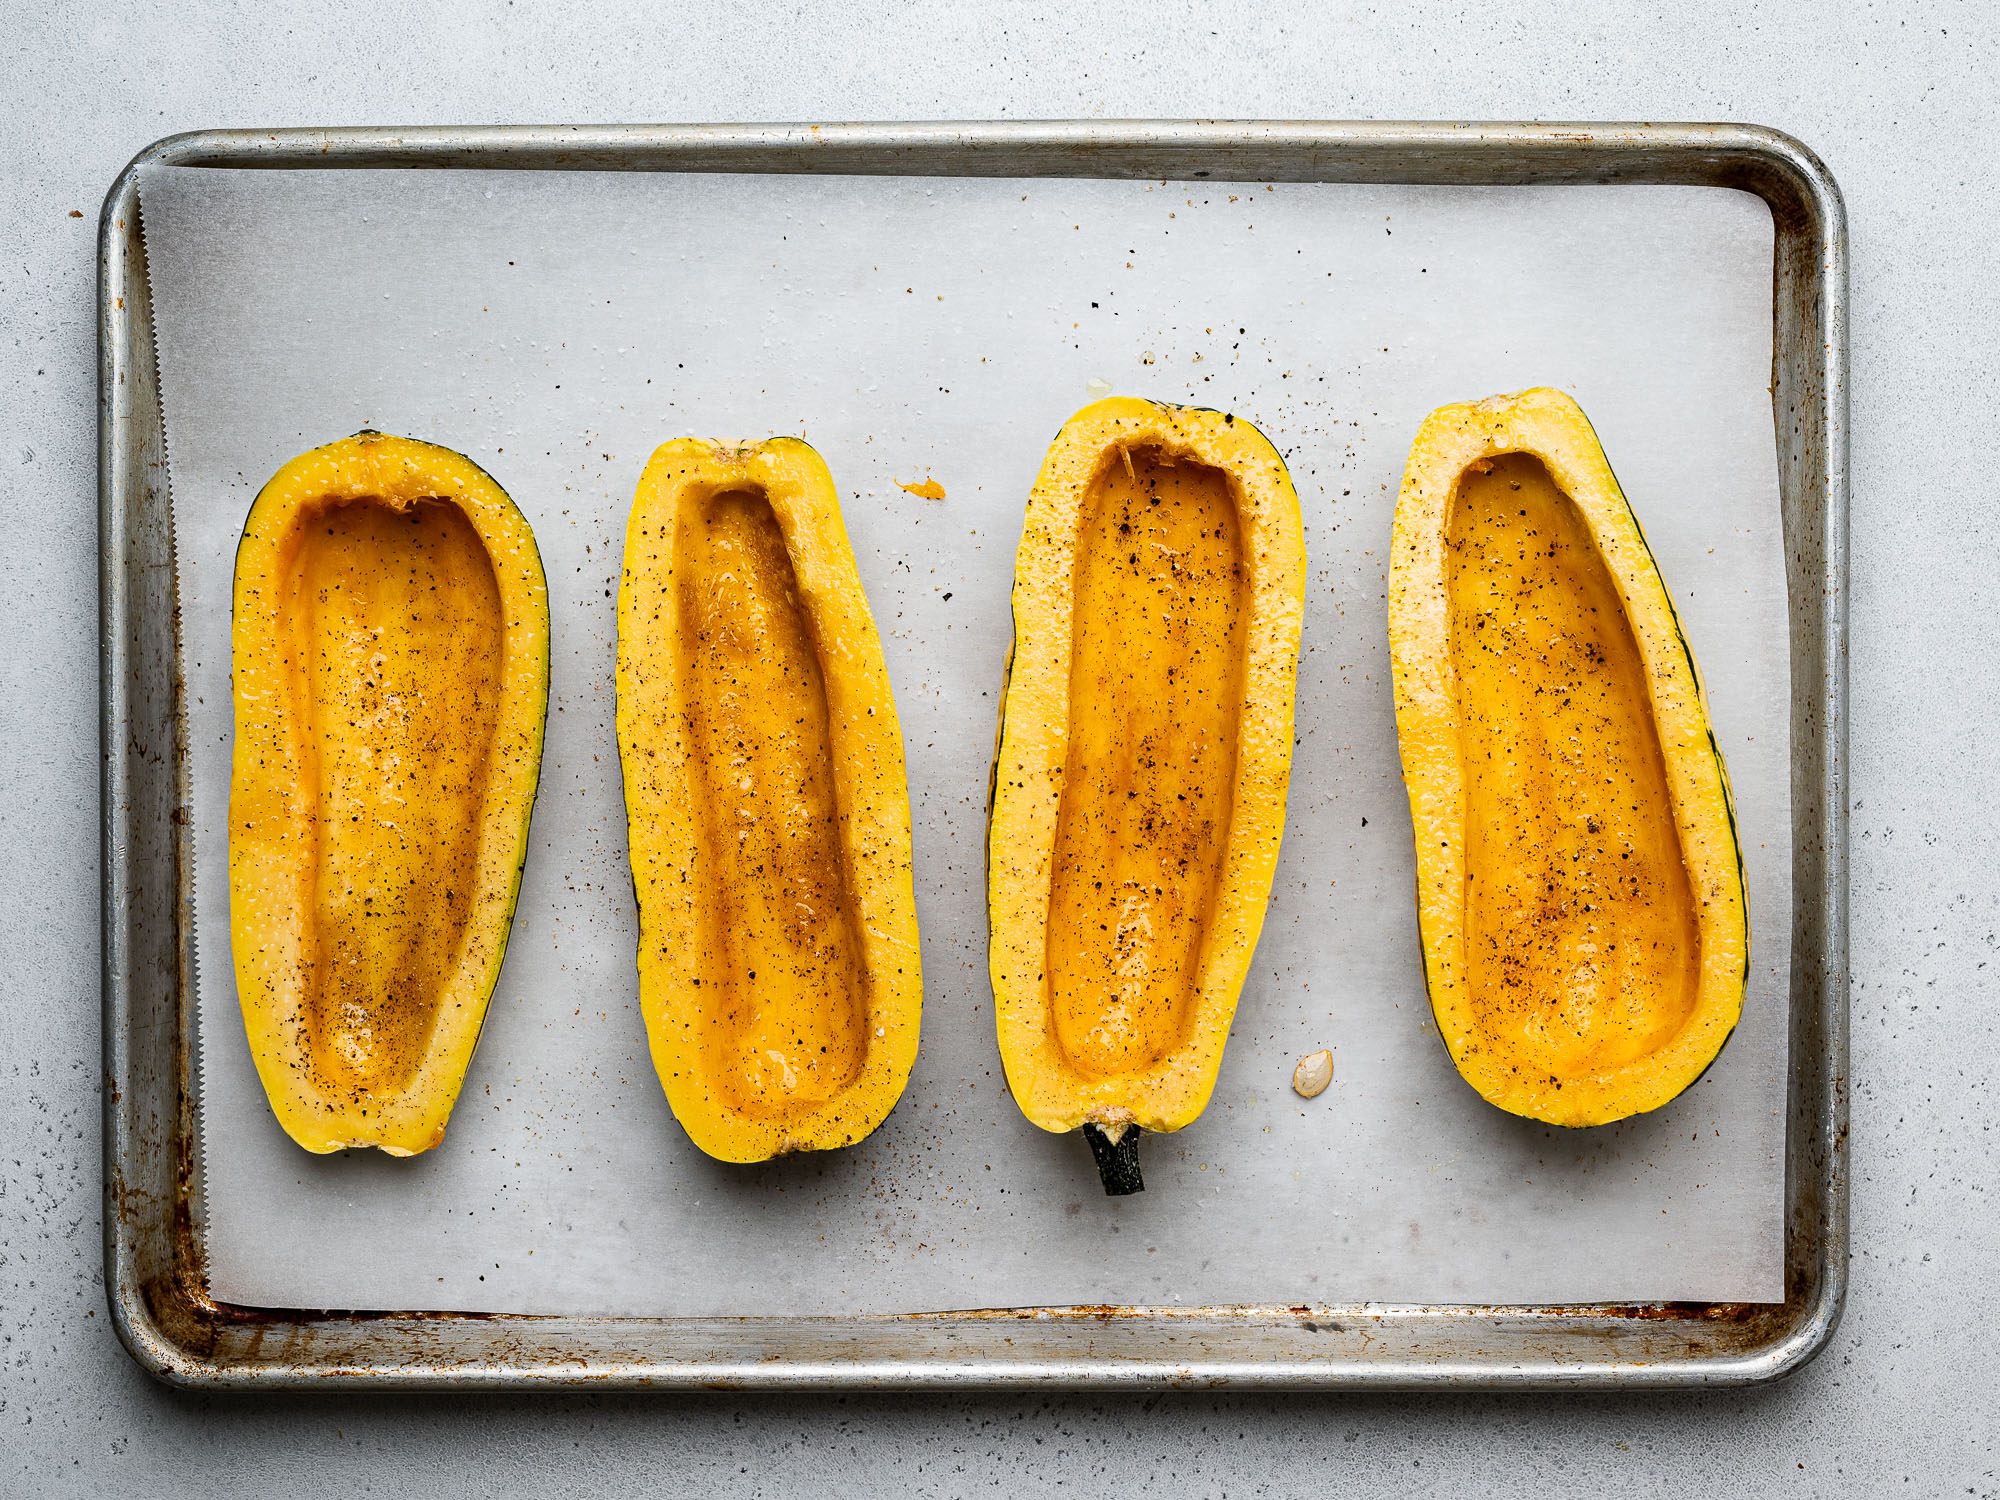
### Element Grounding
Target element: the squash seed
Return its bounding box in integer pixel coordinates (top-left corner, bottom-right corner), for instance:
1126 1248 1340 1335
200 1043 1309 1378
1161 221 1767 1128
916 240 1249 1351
1292 1049 1333 1099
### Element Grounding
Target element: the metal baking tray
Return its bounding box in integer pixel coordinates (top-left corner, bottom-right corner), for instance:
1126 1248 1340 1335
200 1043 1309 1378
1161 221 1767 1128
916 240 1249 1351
99 120 1847 1390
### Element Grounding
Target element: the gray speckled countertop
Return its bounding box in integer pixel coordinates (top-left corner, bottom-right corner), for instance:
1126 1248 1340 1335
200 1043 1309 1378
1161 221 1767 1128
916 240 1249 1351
3 3 1994 1495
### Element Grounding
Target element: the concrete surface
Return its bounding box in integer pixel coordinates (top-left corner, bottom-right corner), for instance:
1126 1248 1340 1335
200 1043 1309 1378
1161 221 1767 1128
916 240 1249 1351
2 1 1994 1494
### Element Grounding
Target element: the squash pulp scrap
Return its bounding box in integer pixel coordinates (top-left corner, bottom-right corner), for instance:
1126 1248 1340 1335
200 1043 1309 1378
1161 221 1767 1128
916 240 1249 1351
1388 388 1748 1127
988 398 1306 1193
617 438 921 1163
229 432 549 1156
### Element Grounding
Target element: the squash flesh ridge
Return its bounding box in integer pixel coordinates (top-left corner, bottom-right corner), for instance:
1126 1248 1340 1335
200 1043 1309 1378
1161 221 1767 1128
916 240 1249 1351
1447 453 1699 1083
676 483 868 1118
290 496 504 1094
1047 446 1247 1078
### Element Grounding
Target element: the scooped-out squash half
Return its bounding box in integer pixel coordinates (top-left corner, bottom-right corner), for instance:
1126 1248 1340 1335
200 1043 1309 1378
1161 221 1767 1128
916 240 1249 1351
1388 388 1748 1127
988 398 1306 1193
230 431 549 1156
616 438 921 1163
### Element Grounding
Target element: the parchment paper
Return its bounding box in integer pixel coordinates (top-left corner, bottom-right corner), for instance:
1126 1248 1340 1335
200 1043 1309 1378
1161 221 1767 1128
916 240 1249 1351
139 165 1789 1314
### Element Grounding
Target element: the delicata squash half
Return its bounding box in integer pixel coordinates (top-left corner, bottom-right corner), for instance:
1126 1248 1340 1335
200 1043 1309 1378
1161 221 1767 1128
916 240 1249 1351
1388 389 1748 1127
230 432 549 1156
617 438 921 1163
989 398 1306 1193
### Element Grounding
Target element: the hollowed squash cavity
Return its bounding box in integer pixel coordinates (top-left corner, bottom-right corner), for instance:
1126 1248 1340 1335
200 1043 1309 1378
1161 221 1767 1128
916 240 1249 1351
295 498 506 1096
1046 447 1248 1079
676 487 866 1118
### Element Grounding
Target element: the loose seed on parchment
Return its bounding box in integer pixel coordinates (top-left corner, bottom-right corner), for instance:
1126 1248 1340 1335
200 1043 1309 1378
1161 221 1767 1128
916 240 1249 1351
1292 1049 1333 1099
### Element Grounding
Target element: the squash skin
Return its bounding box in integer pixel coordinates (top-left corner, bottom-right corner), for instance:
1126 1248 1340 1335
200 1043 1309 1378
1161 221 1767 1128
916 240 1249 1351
229 432 549 1156
1388 388 1749 1127
616 438 921 1163
988 398 1306 1142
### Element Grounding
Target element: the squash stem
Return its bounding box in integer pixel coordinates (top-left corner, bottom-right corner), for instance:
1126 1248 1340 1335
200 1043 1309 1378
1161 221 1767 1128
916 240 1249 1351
1081 1123 1144 1195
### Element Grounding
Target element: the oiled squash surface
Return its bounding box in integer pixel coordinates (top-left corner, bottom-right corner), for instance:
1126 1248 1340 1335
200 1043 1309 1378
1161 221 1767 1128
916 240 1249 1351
989 398 1305 1138
676 488 866 1117
1448 455 1699 1080
1389 389 1747 1127
617 438 920 1163
1047 450 1248 1078
230 432 549 1156
295 500 506 1095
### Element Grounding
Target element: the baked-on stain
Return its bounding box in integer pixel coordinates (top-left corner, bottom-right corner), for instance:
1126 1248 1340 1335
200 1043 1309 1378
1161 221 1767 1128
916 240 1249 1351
676 487 866 1116
291 499 504 1093
1046 447 1248 1078
1446 453 1699 1079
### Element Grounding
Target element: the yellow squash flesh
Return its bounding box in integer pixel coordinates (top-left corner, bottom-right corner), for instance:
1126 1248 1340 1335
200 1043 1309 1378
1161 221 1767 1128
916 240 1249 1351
1388 388 1748 1127
230 432 550 1156
616 438 921 1163
988 398 1306 1156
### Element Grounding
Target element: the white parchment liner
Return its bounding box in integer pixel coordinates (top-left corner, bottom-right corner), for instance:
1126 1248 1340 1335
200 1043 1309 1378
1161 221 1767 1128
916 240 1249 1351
139 166 1788 1315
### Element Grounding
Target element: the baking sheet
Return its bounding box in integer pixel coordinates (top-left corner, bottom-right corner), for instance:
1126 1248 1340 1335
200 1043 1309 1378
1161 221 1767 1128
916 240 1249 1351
139 165 1789 1315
